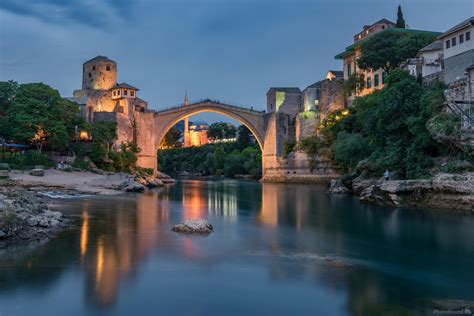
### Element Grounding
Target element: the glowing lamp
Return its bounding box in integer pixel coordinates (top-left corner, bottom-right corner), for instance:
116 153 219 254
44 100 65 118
79 131 89 140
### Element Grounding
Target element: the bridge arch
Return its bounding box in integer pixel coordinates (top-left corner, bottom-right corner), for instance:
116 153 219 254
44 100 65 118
155 102 265 151
135 99 267 173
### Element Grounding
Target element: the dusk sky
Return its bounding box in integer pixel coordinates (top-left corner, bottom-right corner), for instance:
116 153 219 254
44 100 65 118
1 0 473 123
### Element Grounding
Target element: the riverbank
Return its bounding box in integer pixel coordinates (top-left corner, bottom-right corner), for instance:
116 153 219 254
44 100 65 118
7 169 175 195
330 172 474 212
0 182 68 246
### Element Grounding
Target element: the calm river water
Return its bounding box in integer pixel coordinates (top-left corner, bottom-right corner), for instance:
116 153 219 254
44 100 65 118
1 180 473 316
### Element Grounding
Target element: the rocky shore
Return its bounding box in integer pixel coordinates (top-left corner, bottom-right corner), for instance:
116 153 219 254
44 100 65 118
329 172 474 212
7 169 175 195
0 182 68 245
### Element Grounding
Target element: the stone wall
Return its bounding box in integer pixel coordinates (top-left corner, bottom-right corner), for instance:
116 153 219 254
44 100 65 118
319 78 345 121
295 112 318 142
443 49 474 84
266 89 302 115
261 150 338 183
82 60 117 91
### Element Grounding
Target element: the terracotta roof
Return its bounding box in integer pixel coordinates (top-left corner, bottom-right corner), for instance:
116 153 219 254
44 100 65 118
439 16 474 39
84 55 116 64
111 82 139 90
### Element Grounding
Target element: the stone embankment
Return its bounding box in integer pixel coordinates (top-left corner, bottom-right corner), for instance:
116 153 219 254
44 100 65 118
330 173 474 212
0 182 67 245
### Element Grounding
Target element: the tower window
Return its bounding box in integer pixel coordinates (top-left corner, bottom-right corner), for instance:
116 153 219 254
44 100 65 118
92 65 96 71
124 90 128 96
131 90 135 96
88 72 91 78
106 65 111 71
452 37 456 46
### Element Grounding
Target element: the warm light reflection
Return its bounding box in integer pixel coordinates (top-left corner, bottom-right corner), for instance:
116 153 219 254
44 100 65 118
260 184 278 228
80 210 89 258
96 237 104 284
183 182 208 220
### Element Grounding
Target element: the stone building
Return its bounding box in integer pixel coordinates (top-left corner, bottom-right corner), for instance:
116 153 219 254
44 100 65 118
335 18 440 103
438 16 474 84
69 56 148 146
266 72 345 142
188 120 209 147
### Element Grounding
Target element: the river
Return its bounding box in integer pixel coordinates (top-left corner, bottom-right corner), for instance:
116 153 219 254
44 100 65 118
1 180 473 315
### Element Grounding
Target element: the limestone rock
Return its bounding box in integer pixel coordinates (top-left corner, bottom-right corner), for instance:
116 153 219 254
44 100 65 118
352 172 474 212
125 183 145 192
29 168 44 177
172 219 214 234
328 179 349 194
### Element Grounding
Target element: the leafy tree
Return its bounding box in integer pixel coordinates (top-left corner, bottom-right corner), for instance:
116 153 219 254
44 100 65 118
357 32 436 74
161 127 182 148
342 73 365 96
6 83 70 152
208 122 237 140
396 5 406 28
224 150 246 176
237 125 252 149
90 121 117 151
330 132 371 172
321 69 449 178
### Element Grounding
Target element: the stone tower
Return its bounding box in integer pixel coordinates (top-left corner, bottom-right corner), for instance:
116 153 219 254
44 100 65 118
183 91 191 147
82 56 117 91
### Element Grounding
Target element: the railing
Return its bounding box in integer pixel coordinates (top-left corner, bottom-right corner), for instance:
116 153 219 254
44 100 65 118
153 98 265 114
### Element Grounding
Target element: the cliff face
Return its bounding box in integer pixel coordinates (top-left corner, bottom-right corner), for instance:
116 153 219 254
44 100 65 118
345 173 474 212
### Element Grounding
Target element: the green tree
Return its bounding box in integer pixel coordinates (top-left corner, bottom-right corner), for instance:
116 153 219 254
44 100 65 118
6 83 70 152
237 125 251 149
357 32 436 74
90 121 117 151
161 127 182 148
321 69 448 178
396 5 406 28
208 122 237 140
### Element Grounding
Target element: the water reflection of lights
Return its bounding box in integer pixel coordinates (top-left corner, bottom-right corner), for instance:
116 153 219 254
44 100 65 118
208 191 237 219
260 184 278 228
183 184 208 220
95 237 104 285
80 210 89 259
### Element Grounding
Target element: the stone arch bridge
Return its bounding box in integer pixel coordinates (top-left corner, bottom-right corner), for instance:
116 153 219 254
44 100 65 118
134 99 268 172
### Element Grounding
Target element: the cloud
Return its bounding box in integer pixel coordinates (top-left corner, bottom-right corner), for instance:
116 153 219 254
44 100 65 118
0 0 134 29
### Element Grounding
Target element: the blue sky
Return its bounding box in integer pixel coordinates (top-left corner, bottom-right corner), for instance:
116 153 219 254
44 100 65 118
0 0 472 123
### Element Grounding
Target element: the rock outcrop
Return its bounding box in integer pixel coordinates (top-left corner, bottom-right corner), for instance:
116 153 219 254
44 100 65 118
0 184 67 244
172 219 214 234
345 173 474 212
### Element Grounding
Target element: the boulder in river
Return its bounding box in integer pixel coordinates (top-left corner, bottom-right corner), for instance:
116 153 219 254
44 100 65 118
172 219 214 234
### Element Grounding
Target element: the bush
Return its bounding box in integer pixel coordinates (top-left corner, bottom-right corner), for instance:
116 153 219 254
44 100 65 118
320 69 449 179
0 150 53 170
283 141 296 157
330 132 370 172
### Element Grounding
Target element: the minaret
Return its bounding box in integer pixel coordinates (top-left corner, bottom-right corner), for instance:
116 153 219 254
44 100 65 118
183 91 190 147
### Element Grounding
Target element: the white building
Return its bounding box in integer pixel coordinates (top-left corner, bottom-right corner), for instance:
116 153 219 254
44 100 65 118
418 40 443 78
439 17 474 83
